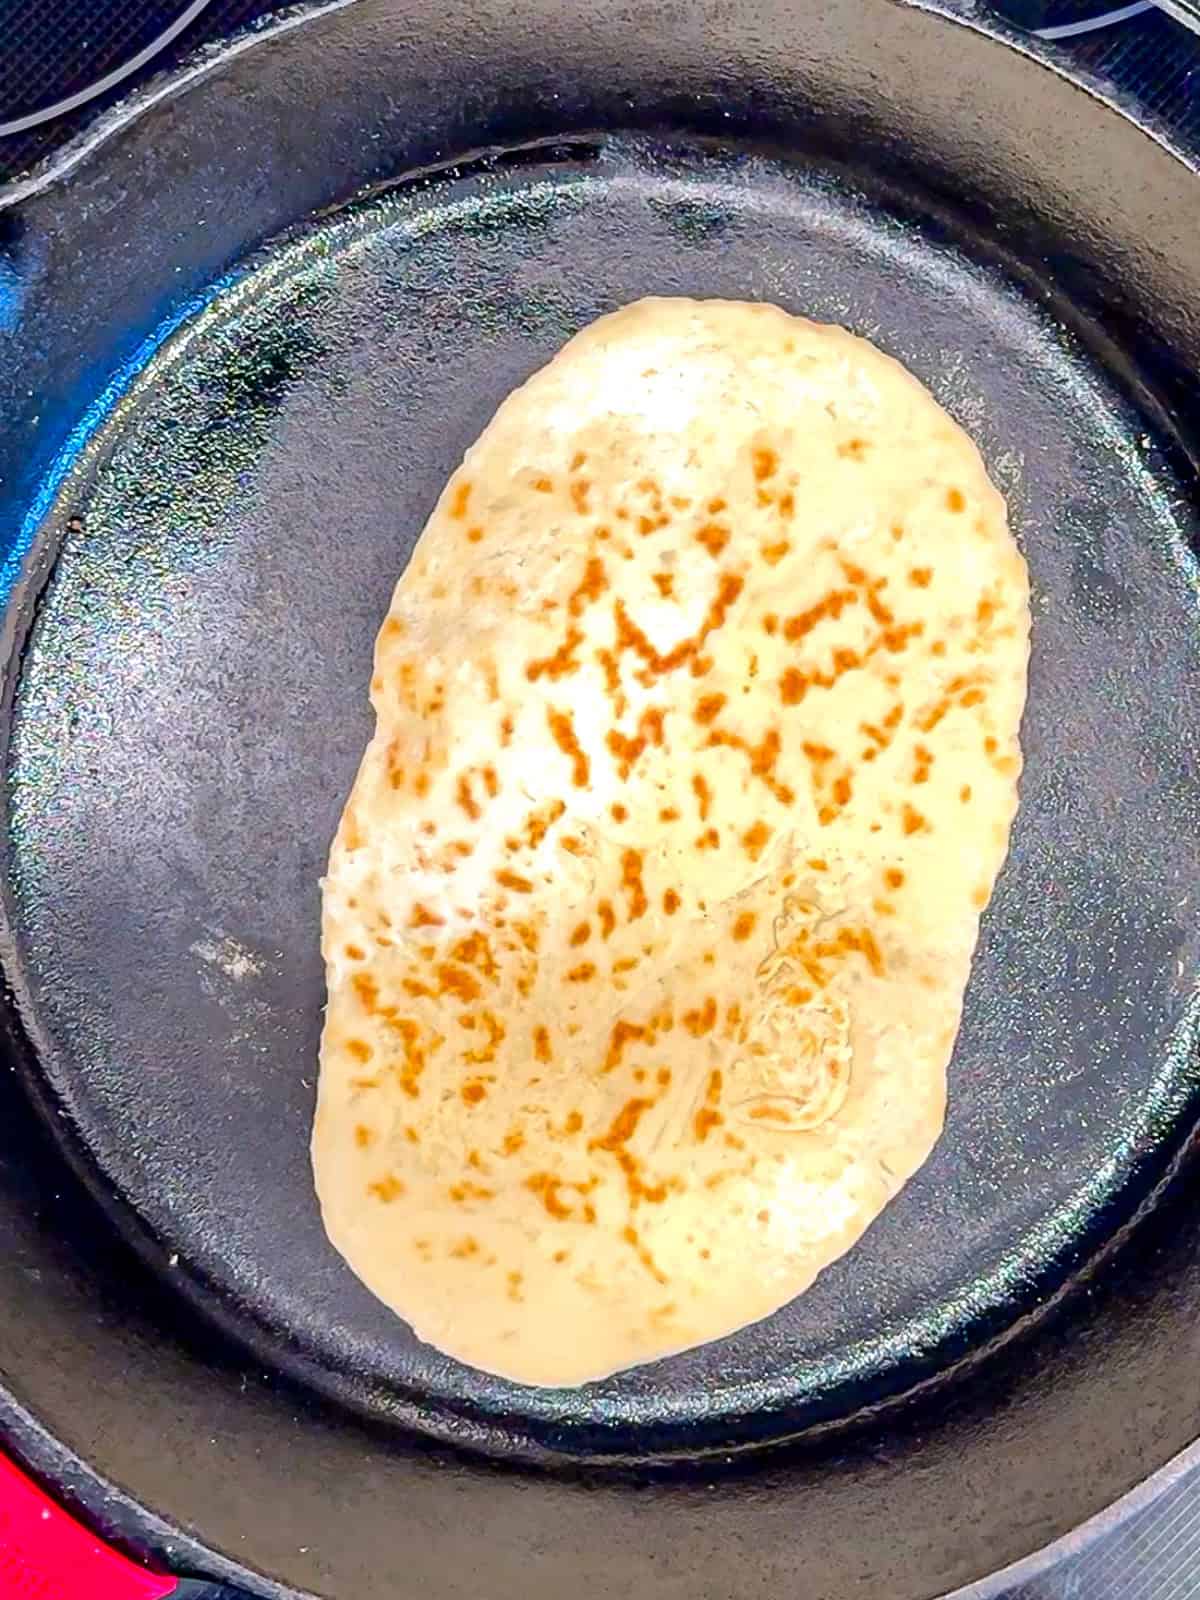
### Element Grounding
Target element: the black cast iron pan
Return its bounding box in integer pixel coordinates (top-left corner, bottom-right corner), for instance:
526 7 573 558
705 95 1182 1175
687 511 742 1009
0 2 1198 1597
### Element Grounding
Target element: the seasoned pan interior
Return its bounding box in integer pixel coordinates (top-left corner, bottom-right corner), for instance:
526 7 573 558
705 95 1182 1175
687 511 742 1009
3 134 1199 1464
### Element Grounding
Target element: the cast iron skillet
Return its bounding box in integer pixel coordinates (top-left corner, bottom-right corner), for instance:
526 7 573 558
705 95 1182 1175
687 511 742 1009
0 1 1199 1597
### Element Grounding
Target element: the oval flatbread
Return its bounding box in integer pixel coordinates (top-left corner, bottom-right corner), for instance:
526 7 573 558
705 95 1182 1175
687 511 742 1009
312 298 1030 1387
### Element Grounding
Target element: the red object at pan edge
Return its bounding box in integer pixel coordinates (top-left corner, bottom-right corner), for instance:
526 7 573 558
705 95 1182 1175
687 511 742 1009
0 1452 173 1600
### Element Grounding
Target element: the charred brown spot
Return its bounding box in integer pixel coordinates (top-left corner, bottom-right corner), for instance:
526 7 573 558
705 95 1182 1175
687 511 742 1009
604 1019 646 1074
694 693 727 726
693 1068 724 1141
525 1172 573 1220
437 964 480 1003
612 572 743 683
621 850 648 920
547 706 590 786
462 1010 505 1066
705 725 795 807
409 904 444 930
568 556 608 617
739 821 769 862
607 706 666 778
692 773 713 821
450 933 498 983
448 1180 495 1203
696 522 729 558
456 774 481 820
882 621 924 653
352 972 380 1013
526 627 583 682
590 1098 667 1212
448 481 471 520
780 667 807 705
683 997 718 1038
901 803 928 836
836 926 884 976
783 588 857 643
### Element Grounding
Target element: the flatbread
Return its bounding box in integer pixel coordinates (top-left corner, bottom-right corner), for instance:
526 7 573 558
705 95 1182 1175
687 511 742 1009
312 298 1029 1387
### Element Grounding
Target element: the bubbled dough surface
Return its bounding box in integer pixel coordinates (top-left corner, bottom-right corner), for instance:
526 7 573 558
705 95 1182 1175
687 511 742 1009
312 298 1030 1387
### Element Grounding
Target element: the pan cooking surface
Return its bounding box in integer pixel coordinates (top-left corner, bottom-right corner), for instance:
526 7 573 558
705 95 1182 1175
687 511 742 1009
4 135 1199 1461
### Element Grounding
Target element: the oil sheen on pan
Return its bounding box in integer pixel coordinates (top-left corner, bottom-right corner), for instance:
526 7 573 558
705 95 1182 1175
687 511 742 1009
311 298 1030 1388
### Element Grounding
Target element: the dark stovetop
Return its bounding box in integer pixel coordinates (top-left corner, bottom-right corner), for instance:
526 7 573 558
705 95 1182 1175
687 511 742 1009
1 0 1198 180
1 4 1199 1599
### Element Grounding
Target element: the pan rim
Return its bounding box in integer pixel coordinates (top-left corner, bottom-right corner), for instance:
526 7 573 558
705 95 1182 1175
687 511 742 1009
2 0 1198 214
949 1430 1200 1599
5 126 1197 1469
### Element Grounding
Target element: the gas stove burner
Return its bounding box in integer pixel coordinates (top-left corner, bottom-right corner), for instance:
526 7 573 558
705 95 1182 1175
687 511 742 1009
0 0 214 137
990 0 1199 34
1159 0 1200 25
